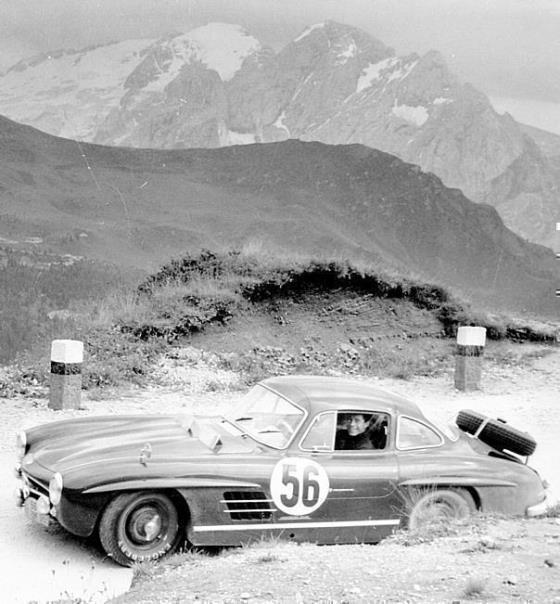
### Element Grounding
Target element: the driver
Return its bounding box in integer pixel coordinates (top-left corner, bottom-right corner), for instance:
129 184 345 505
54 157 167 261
335 413 373 450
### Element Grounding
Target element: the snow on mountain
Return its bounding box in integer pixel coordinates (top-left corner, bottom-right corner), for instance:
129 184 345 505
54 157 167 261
391 103 429 126
185 23 261 81
356 58 399 93
0 23 260 143
0 39 154 139
293 22 327 43
142 23 261 93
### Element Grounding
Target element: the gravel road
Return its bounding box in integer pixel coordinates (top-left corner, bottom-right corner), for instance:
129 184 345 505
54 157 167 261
0 348 558 603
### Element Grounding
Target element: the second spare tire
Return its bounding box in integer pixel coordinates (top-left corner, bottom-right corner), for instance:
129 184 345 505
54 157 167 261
456 409 537 456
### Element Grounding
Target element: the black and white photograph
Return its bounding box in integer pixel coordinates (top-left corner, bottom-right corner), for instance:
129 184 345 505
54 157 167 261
1 1 560 602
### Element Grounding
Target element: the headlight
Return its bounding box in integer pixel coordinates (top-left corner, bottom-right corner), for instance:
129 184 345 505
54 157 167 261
15 431 27 461
49 472 63 505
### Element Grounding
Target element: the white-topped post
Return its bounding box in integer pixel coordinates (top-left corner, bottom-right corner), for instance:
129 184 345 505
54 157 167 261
49 339 84 410
454 326 486 391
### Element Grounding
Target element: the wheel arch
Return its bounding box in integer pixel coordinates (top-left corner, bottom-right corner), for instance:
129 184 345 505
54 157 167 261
398 480 482 511
404 485 478 530
93 486 192 537
96 488 192 566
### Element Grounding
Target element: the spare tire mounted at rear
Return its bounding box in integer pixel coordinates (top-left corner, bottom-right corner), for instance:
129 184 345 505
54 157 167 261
456 409 537 456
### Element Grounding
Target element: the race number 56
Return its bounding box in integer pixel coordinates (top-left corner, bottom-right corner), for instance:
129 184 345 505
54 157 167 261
270 458 329 515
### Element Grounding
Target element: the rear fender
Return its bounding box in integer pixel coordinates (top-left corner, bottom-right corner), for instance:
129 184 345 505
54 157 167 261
398 476 519 512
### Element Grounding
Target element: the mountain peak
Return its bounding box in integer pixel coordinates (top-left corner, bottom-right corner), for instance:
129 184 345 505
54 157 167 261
151 23 261 82
293 20 391 56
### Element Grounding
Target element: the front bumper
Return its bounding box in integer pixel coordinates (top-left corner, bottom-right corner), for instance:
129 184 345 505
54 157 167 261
15 469 60 530
527 489 558 517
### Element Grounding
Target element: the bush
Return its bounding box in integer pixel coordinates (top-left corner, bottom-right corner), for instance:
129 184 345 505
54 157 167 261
79 326 166 388
0 253 137 364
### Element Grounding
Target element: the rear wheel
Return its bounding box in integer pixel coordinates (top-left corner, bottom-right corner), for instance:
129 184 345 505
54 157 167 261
408 488 476 531
99 492 182 566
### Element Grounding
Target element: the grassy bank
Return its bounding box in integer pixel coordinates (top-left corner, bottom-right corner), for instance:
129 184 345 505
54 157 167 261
1 246 557 398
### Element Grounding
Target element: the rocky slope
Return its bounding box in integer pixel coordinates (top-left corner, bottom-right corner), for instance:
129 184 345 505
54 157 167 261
1 21 559 247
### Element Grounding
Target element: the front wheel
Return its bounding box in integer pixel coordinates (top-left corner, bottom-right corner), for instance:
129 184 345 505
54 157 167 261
408 488 476 531
99 492 182 566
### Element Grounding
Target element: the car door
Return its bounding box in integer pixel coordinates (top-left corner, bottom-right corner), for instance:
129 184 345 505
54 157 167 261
267 410 402 544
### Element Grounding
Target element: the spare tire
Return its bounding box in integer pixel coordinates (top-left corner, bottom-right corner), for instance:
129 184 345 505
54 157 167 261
456 409 537 456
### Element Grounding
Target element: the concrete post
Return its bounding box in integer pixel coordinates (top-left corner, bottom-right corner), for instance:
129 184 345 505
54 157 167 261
49 339 83 410
454 326 486 391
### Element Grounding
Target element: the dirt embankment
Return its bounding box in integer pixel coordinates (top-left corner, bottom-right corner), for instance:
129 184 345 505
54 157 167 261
112 516 560 604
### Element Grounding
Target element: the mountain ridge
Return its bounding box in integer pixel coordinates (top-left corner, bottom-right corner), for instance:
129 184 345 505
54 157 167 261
0 115 557 316
1 21 558 249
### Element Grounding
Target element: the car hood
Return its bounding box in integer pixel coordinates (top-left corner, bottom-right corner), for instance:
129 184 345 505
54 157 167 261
24 414 253 476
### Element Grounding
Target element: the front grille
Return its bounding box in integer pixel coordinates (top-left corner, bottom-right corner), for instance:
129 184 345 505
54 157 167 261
222 491 273 520
22 471 49 499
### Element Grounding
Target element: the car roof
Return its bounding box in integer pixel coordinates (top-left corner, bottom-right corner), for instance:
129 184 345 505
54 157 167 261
260 375 424 418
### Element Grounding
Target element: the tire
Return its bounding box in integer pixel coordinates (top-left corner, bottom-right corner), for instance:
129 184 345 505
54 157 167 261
408 488 476 531
456 409 537 456
99 492 182 566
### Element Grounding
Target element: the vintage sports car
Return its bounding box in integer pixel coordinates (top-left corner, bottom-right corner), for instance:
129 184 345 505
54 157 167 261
15 376 551 566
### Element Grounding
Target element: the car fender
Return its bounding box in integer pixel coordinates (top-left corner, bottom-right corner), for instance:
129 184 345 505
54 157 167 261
82 476 261 495
398 476 517 489
398 476 527 514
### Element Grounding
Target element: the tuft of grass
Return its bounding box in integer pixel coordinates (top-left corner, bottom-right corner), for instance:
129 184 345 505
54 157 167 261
463 576 488 598
544 502 560 518
131 559 162 586
254 551 282 564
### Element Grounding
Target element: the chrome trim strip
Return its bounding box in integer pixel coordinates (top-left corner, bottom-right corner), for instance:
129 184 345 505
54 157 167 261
223 508 275 514
193 519 400 532
220 499 273 504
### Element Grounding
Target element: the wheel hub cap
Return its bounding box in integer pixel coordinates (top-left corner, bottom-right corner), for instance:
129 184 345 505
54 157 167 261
128 508 163 543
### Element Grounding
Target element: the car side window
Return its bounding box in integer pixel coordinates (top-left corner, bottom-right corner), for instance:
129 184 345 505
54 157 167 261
397 416 443 450
300 412 336 451
335 411 389 451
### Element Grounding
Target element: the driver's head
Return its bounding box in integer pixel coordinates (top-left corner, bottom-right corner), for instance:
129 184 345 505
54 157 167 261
344 413 370 436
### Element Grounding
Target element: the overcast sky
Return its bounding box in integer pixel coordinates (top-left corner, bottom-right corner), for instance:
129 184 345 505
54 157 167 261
2 0 560 131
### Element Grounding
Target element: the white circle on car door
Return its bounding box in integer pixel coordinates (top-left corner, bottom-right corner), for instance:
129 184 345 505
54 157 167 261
270 457 329 516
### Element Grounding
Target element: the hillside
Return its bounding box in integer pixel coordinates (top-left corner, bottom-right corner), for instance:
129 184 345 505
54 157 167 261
0 116 558 316
2 21 559 248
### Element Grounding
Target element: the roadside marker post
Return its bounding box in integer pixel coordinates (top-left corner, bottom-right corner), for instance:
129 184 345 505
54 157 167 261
454 326 486 391
49 339 83 410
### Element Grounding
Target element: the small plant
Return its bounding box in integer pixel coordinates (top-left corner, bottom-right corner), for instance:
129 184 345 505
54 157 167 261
463 575 488 598
545 502 560 518
131 559 161 586
254 550 282 564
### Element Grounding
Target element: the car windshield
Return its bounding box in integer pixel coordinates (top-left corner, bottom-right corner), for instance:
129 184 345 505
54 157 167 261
225 384 305 449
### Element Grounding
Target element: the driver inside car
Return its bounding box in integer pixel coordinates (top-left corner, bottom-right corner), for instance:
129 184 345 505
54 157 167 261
335 413 374 450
